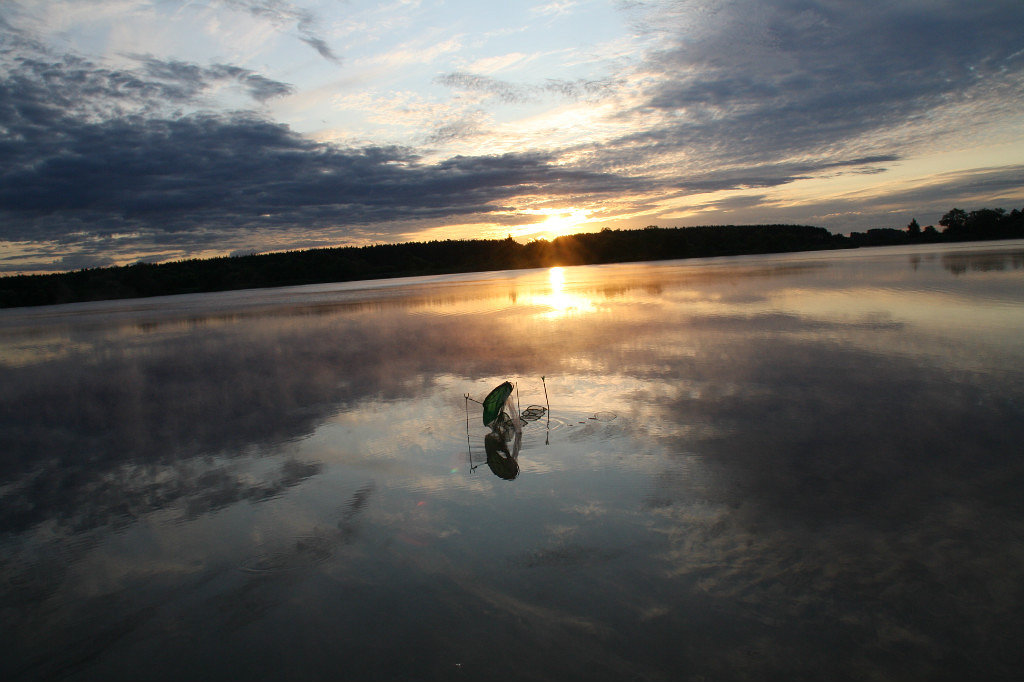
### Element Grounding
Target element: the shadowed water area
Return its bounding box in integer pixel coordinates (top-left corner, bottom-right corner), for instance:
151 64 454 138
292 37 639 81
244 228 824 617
2 242 1023 681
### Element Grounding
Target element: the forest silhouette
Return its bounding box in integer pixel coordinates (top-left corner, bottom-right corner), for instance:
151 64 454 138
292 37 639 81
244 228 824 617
2 207 1022 308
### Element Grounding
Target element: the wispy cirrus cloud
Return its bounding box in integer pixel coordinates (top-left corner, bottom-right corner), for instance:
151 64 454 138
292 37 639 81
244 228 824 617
531 1 580 18
436 71 613 104
217 0 341 62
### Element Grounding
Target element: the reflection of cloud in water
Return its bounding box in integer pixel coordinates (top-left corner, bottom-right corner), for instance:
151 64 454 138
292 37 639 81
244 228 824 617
6 249 1008 538
236 483 375 576
4 481 380 680
0 455 322 535
2 246 1024 680
510 543 625 569
646 498 1023 678
238 534 335 575
632 329 1024 679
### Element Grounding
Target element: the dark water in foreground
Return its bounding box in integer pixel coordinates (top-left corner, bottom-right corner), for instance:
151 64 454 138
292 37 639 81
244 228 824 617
2 242 1023 681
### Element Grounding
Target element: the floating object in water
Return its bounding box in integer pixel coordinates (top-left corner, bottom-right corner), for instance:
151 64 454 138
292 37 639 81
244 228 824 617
467 378 546 477
520 405 547 422
482 381 514 428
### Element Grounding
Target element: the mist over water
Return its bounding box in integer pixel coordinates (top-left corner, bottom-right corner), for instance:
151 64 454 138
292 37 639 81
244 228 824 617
2 242 1023 681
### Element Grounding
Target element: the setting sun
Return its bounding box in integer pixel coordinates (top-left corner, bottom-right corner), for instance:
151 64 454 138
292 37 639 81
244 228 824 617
534 207 592 240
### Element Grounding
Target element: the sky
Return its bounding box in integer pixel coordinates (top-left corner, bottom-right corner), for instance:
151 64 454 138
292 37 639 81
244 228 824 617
1 0 1023 274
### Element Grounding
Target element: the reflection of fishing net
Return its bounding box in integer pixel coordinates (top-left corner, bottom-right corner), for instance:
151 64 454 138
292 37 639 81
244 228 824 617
484 432 519 480
520 405 547 422
490 412 516 440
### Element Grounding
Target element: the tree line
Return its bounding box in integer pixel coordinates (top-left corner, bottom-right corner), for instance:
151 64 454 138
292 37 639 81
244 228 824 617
847 207 1024 247
1 207 1021 308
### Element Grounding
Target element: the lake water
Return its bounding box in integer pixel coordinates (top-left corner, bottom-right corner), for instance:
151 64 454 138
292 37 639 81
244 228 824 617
2 242 1023 681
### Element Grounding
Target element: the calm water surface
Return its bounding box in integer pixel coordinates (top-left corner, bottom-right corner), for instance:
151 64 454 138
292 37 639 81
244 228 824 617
2 242 1023 681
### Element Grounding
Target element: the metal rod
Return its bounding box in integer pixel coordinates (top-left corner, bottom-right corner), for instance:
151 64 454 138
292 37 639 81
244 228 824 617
542 376 550 445
465 394 474 472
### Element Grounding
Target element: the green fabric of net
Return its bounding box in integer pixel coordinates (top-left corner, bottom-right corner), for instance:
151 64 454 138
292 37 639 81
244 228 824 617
482 381 513 428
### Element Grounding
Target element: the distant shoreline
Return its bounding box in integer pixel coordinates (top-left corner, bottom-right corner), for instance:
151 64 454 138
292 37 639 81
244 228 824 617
3 217 1023 309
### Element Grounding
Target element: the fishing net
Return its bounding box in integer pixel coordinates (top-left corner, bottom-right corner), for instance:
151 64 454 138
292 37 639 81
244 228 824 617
474 381 549 439
466 381 547 478
492 392 522 439
520 405 547 422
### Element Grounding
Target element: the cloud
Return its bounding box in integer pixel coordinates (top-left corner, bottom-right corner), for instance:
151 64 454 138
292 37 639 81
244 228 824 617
878 165 1024 207
584 0 1024 173
0 105 640 251
531 1 580 18
465 51 533 75
0 29 641 261
365 36 462 69
665 155 900 194
779 165 1024 231
2 1 1023 270
436 71 612 105
50 251 117 271
426 112 488 144
0 48 293 126
218 0 341 63
664 163 1024 233
136 56 296 102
